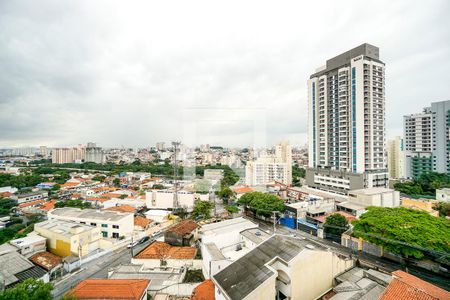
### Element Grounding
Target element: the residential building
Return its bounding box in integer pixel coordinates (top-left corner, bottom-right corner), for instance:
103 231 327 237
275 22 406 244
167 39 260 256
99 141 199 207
379 270 449 300
404 100 450 178
146 190 196 211
156 142 165 151
34 219 101 257
86 146 104 164
132 241 197 269
192 280 215 300
436 188 450 201
69 279 151 300
307 43 388 194
13 190 48 204
245 141 293 186
52 148 74 164
0 250 49 288
39 146 49 157
213 235 354 300
387 136 405 179
204 169 224 181
47 207 134 239
9 234 47 257
164 220 199 246
199 217 269 279
29 251 63 279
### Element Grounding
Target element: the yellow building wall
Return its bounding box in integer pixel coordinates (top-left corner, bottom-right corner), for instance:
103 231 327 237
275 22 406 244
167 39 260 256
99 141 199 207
51 239 72 257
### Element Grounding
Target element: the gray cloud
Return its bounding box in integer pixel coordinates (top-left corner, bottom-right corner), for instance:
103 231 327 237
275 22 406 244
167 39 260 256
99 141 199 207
0 0 449 148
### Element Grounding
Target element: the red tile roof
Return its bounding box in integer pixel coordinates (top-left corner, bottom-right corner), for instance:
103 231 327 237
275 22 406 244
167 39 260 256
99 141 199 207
233 187 253 194
0 191 13 198
30 251 62 271
135 241 196 260
40 200 56 211
101 192 123 199
86 197 109 203
379 270 450 300
106 205 136 213
167 220 198 236
192 280 215 300
18 199 47 208
134 216 150 228
69 279 150 300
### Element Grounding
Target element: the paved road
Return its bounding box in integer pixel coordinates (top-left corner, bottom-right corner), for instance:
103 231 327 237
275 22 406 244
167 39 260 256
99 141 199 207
252 217 450 291
52 236 159 299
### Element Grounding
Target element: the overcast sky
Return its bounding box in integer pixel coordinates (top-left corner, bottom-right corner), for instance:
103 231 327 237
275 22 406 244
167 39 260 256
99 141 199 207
1 0 449 148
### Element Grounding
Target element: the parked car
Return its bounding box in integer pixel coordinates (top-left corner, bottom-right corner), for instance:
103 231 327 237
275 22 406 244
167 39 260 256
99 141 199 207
127 240 139 248
138 236 150 244
152 230 161 237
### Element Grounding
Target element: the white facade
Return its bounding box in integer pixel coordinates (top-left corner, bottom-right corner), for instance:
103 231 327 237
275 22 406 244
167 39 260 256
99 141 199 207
245 141 293 186
348 187 400 208
47 208 134 239
145 190 196 211
436 188 450 201
9 234 47 257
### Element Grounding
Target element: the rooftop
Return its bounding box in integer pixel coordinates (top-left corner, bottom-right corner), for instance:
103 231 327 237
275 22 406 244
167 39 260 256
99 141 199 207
35 219 96 238
49 207 133 222
213 234 326 300
349 188 396 196
192 279 215 300
239 227 270 245
200 217 257 237
134 216 150 228
106 204 136 213
69 279 150 300
10 234 47 248
30 251 62 271
166 220 198 236
0 250 46 287
379 270 450 300
135 241 196 260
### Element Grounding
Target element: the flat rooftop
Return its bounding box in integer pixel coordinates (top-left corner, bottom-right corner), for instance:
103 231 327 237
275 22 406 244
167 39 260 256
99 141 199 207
240 228 270 245
349 188 395 195
200 217 257 236
35 219 96 237
49 207 132 222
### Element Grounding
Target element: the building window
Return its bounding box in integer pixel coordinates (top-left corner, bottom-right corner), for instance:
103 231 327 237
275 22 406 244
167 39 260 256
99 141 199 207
101 231 108 238
112 225 119 229
101 224 108 228
112 232 119 238
90 223 97 226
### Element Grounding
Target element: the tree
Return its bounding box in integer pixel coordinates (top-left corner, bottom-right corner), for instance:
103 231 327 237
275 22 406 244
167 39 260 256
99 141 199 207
0 198 16 216
51 184 60 191
194 179 212 194
92 175 106 182
433 201 450 217
152 184 165 190
119 194 127 199
225 205 239 214
394 172 450 197
218 186 234 200
0 278 53 300
352 206 450 261
113 178 121 187
324 213 349 237
238 192 285 217
55 200 92 209
292 164 305 186
191 201 214 219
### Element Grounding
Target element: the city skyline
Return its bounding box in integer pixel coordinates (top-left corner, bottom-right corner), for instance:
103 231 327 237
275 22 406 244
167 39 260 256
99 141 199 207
1 1 450 148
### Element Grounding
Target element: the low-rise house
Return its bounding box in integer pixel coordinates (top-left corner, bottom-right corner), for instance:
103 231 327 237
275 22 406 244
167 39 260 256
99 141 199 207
48 207 134 238
200 218 269 279
34 219 101 257
134 216 151 231
132 241 197 269
69 279 151 300
231 186 254 199
106 204 136 214
379 270 449 300
0 250 49 288
12 190 48 204
36 182 57 190
213 235 354 300
9 234 47 257
164 220 198 246
29 251 63 279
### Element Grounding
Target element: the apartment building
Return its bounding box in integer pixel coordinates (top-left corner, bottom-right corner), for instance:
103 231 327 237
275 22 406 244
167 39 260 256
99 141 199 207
245 141 292 186
404 100 450 178
47 208 134 239
387 136 405 179
52 143 104 164
307 43 388 194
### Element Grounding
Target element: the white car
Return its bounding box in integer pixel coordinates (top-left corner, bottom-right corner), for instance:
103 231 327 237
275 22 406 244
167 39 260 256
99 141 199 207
127 241 139 248
152 230 161 237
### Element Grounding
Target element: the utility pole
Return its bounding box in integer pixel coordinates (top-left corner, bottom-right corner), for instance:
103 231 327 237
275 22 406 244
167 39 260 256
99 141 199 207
273 211 277 234
172 141 181 213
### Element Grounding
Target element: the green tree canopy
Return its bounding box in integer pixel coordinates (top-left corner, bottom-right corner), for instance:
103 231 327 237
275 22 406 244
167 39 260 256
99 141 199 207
324 213 349 236
394 172 450 197
433 201 450 218
352 206 450 261
238 192 285 217
55 199 92 209
225 205 239 214
194 179 212 194
0 278 53 300
191 200 214 219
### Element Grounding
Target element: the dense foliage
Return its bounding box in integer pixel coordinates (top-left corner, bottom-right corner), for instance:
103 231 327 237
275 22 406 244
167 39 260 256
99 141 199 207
0 173 43 189
394 172 450 197
225 205 239 214
433 201 450 218
55 199 92 209
0 279 53 300
238 192 285 217
292 164 306 186
191 200 214 219
0 198 16 216
352 207 450 261
194 179 212 194
324 213 349 236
